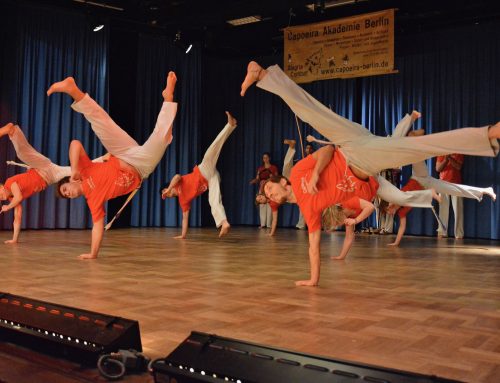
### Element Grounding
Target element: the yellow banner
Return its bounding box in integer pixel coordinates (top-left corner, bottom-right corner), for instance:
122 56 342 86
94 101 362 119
284 9 395 83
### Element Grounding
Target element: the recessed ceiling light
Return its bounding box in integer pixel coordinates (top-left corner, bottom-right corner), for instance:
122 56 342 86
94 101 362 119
227 15 262 26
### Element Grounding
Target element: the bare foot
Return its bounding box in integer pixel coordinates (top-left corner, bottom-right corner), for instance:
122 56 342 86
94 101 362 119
0 123 14 138
47 77 77 96
411 110 421 120
387 242 399 247
295 279 318 287
283 139 296 148
331 255 347 260
219 220 231 237
162 71 177 102
488 122 500 139
485 187 496 201
240 61 265 97
4 239 18 245
431 189 442 203
78 253 97 260
226 111 237 127
173 235 186 239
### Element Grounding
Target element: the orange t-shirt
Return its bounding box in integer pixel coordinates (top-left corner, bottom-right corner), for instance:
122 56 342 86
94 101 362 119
290 150 379 233
175 166 208 212
4 169 47 199
397 178 425 218
79 153 141 223
269 200 280 212
437 154 463 183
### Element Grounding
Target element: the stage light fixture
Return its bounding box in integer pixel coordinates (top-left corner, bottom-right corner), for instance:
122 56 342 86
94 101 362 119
93 24 104 32
227 15 262 26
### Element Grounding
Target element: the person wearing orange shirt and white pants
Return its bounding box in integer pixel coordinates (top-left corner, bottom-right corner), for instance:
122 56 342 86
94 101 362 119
0 123 72 244
161 112 236 239
436 154 465 238
47 72 178 259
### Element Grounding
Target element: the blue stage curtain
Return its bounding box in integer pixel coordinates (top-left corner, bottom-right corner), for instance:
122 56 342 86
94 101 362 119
130 36 202 227
0 2 108 230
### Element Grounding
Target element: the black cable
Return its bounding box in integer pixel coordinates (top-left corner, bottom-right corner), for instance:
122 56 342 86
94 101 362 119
97 354 126 380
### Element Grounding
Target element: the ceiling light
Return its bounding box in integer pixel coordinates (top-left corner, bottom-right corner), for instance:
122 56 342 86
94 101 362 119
227 15 262 26
306 0 359 11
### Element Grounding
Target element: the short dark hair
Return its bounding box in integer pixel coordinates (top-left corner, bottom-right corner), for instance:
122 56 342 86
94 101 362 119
55 176 70 199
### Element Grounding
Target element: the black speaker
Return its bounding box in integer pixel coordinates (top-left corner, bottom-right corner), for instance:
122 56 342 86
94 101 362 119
152 331 461 383
0 292 142 365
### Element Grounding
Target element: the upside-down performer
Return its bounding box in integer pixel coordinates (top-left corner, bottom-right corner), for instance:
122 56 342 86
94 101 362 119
161 112 236 238
48 72 178 259
383 158 495 246
0 123 72 243
240 61 500 286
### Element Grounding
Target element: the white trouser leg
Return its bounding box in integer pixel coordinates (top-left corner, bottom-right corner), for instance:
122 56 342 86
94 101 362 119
413 176 496 201
380 213 394 233
206 171 227 227
282 146 296 179
257 65 372 145
340 127 498 176
296 212 306 229
198 123 236 179
438 194 450 236
258 66 499 175
265 203 272 227
452 196 464 238
376 176 433 208
392 114 413 138
259 204 267 227
10 125 70 184
71 94 177 179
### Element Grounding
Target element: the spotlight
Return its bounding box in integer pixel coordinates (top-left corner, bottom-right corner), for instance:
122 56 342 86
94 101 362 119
93 24 104 32
185 44 193 54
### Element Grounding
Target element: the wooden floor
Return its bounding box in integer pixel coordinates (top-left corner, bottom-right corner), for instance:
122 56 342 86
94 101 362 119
0 227 499 382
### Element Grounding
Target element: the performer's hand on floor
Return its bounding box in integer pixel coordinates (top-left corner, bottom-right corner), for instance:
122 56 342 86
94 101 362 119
295 279 318 287
78 253 97 260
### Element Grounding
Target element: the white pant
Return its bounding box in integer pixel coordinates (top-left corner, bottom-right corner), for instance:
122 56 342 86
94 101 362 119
198 123 236 227
379 211 394 232
282 146 296 178
257 65 499 175
10 125 70 184
259 203 272 228
438 195 464 238
376 175 433 208
71 94 177 179
282 146 306 228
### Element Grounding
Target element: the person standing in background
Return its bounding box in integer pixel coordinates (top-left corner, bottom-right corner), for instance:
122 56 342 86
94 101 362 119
250 152 278 228
436 154 465 238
